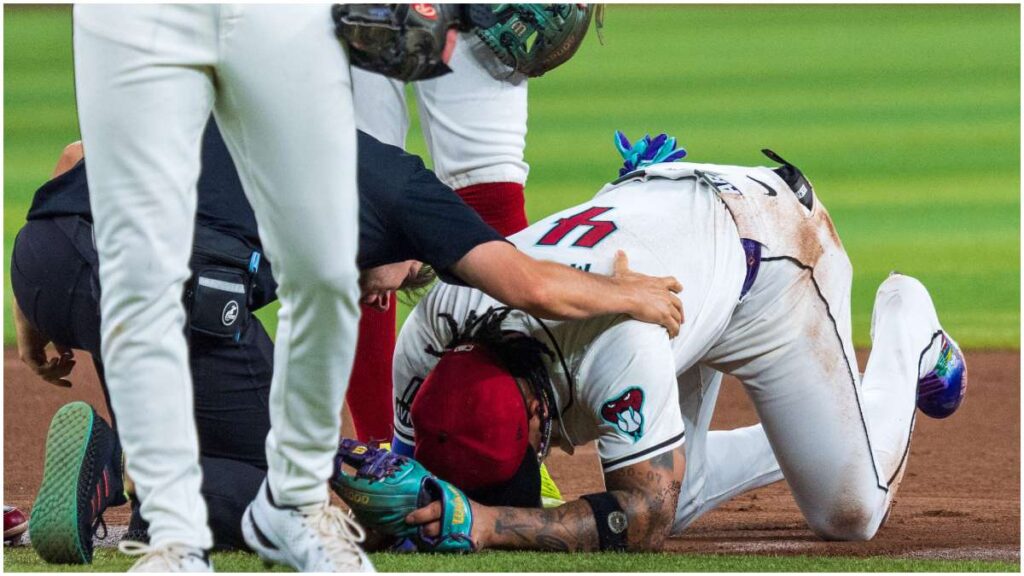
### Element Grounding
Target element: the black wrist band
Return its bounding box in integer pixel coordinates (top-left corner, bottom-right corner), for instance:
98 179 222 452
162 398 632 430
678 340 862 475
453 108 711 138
580 492 628 551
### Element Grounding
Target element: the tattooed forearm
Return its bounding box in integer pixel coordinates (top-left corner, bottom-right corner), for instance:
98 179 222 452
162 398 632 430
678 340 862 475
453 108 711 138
487 499 599 551
479 447 683 552
604 448 683 551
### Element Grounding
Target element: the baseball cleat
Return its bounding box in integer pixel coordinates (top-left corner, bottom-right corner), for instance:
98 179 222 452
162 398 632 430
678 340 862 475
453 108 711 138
242 480 374 572
4 505 28 543
917 331 968 419
119 541 212 572
29 401 126 564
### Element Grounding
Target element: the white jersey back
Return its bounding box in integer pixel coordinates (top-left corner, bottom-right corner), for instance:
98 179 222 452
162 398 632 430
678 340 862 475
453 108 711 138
394 163 756 471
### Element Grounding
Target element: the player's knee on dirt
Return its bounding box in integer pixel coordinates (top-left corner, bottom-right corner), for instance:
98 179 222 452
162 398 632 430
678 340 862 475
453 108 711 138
807 499 881 542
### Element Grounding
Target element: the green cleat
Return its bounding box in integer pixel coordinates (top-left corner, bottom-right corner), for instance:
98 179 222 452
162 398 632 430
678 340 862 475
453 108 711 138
30 402 125 564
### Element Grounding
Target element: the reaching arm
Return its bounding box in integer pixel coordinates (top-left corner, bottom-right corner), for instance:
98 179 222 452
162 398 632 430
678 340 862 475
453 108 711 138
451 241 684 337
406 446 684 552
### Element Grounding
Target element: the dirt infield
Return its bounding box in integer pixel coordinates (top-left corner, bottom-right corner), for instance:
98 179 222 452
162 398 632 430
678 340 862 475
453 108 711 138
4 348 1019 562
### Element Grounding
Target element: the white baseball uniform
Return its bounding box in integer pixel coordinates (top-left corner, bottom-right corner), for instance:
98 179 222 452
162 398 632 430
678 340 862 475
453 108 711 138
671 365 783 534
352 33 529 189
394 159 948 540
74 5 360 548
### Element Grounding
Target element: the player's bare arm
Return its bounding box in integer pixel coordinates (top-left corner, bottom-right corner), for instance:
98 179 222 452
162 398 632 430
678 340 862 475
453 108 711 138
12 142 86 387
453 241 684 337
406 447 684 552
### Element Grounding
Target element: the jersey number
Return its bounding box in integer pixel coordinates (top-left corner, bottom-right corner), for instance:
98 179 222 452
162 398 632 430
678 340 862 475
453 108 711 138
537 207 618 248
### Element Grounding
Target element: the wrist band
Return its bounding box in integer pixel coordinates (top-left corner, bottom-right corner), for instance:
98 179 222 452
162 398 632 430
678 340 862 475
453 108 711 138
580 492 628 551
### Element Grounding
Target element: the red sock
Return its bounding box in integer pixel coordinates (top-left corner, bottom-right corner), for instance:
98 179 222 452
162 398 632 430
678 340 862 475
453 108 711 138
345 295 396 443
346 183 526 443
456 182 528 236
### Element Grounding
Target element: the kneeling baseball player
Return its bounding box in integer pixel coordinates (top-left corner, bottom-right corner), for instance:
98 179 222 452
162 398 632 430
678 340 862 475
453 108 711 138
14 120 681 562
331 132 967 552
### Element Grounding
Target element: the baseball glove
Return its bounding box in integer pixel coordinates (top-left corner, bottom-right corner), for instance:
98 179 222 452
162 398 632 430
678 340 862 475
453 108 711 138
475 4 604 77
331 4 458 82
331 439 476 553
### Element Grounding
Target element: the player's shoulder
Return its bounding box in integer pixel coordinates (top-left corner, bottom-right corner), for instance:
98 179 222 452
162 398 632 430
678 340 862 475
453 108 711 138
577 317 674 375
568 318 683 467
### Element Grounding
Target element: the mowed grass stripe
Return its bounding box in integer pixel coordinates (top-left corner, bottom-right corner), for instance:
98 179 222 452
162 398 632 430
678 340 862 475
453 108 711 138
4 5 1018 350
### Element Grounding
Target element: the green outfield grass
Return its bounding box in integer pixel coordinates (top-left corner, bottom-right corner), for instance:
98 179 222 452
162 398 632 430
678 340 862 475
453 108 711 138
2 547 1018 573
2 6 1020 573
3 5 1019 349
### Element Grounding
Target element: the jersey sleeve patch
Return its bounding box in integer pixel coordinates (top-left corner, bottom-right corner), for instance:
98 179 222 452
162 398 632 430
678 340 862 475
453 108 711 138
600 387 645 443
574 321 685 473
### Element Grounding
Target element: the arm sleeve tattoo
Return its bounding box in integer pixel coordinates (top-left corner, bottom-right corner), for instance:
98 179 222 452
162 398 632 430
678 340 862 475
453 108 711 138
483 448 683 551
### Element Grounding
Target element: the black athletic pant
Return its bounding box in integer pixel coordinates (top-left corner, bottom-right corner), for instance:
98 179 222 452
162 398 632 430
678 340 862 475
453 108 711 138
11 217 270 550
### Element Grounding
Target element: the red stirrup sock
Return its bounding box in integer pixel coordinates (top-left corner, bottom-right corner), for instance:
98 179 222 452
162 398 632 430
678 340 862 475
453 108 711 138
345 295 397 443
456 182 528 236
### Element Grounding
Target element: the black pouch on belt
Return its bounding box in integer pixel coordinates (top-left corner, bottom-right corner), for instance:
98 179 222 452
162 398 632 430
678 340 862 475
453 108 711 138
186 226 263 340
188 266 249 339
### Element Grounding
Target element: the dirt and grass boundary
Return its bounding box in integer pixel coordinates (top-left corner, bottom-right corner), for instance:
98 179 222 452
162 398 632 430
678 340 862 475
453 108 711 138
4 349 1019 570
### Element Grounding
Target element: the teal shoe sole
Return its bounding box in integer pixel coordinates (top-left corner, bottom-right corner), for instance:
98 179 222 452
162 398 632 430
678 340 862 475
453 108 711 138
29 401 95 564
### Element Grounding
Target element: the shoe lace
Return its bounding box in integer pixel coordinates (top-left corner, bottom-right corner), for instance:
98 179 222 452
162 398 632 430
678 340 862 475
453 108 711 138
92 515 108 540
118 541 204 568
299 504 368 568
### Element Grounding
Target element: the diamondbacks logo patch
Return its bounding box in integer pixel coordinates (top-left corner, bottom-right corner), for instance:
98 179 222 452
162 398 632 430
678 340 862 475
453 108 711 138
601 387 645 442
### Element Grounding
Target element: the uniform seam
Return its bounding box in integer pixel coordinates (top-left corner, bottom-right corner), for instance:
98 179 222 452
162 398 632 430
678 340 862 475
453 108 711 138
889 330 943 486
759 256 887 492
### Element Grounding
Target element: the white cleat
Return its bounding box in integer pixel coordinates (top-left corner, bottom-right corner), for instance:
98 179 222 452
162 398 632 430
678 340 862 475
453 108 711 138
242 481 374 572
119 541 213 572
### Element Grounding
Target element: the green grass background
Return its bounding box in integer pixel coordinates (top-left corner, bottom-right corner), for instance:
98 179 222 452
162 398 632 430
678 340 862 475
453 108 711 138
2 5 1020 571
4 5 1020 350
2 547 1019 573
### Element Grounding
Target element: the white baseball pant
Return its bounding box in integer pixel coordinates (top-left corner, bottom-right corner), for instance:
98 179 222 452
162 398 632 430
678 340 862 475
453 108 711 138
74 4 359 548
672 365 783 534
701 247 944 539
352 33 529 189
670 272 945 539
